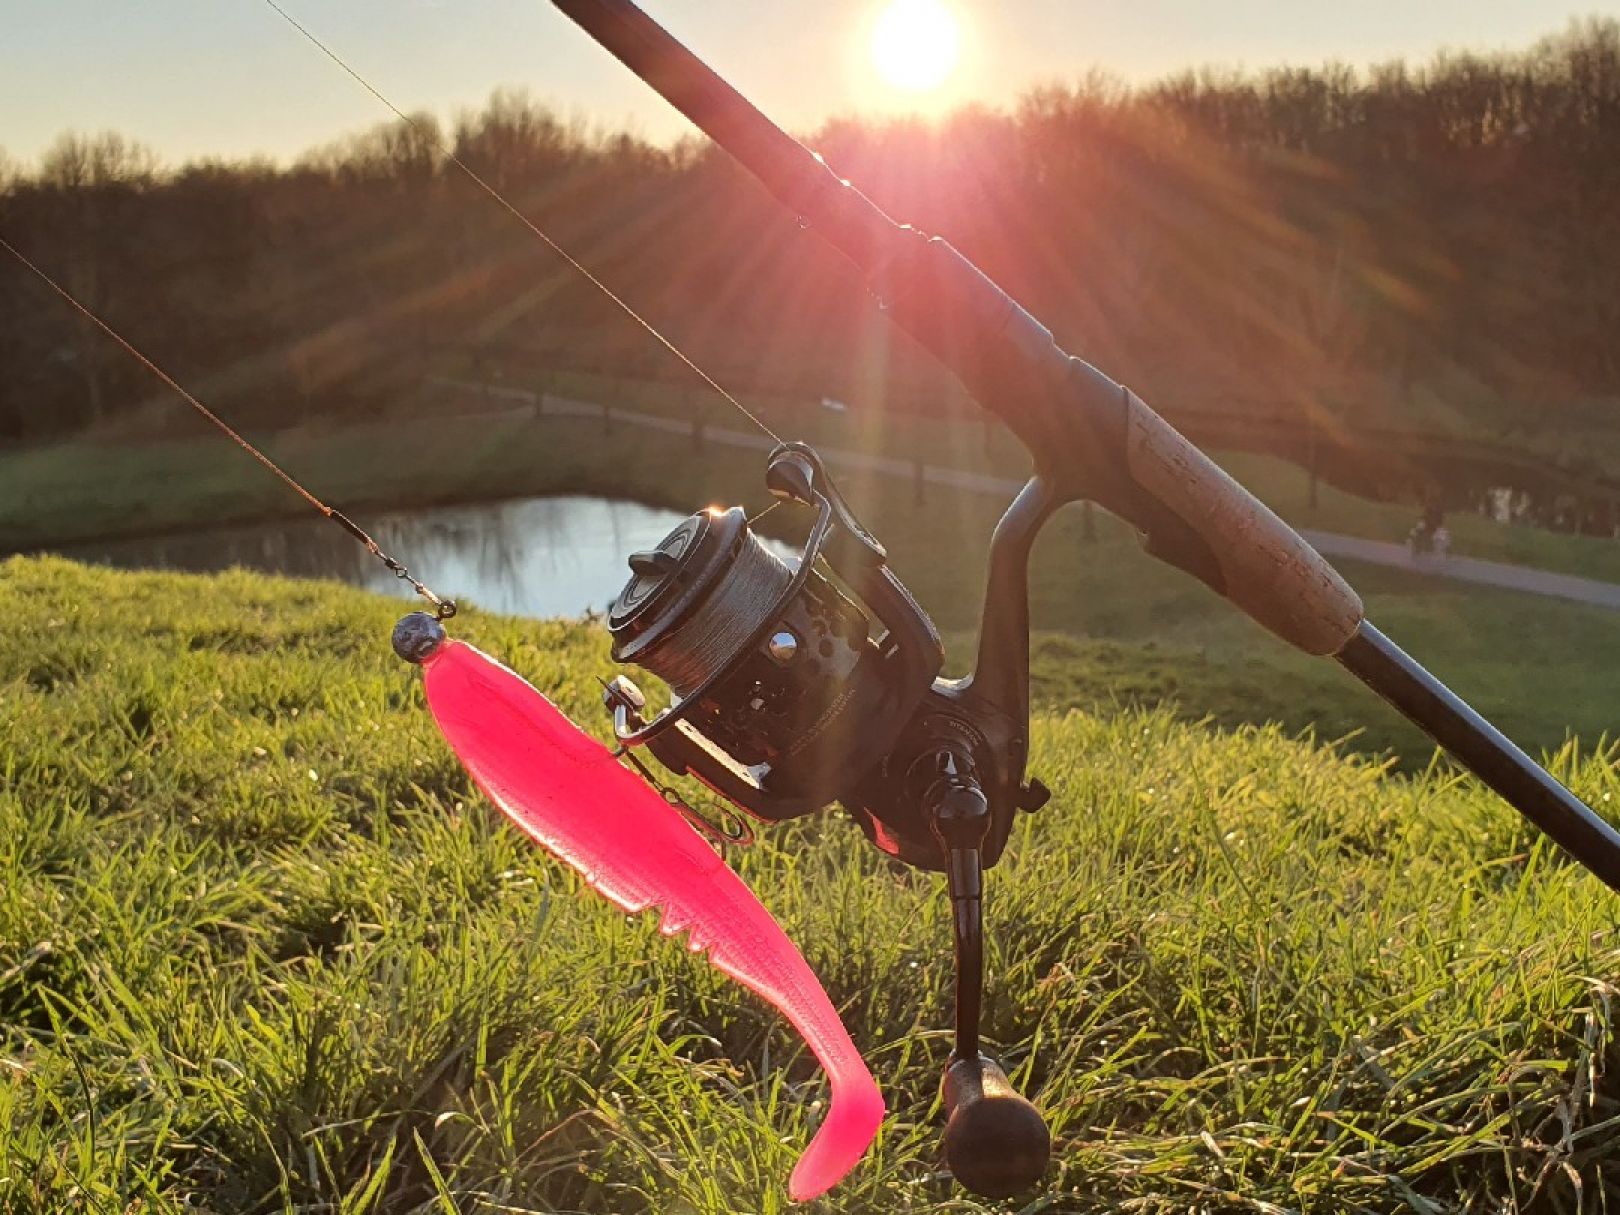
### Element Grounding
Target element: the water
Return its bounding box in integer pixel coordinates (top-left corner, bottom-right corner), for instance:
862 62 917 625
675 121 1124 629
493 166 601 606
55 496 778 619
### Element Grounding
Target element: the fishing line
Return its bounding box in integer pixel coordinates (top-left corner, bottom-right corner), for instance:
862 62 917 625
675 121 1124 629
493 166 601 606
0 234 455 618
635 529 792 697
259 0 785 447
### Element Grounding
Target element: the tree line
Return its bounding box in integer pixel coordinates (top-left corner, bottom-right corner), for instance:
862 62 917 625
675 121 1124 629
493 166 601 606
2 18 1617 491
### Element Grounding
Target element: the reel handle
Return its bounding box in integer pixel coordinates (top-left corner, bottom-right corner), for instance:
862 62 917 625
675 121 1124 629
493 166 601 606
921 748 1051 1198
941 1053 1051 1200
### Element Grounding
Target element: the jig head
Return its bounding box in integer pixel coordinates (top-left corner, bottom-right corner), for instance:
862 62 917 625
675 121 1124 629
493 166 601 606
394 611 884 1202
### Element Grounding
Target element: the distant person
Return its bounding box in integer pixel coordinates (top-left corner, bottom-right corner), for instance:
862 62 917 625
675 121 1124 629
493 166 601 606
1410 493 1446 560
1422 496 1444 534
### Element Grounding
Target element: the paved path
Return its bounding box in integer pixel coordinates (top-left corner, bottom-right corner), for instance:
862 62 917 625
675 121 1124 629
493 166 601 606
1296 531 1620 611
437 378 1620 613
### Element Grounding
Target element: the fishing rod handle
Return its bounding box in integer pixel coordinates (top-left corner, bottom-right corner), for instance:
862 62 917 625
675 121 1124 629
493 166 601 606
550 0 1364 657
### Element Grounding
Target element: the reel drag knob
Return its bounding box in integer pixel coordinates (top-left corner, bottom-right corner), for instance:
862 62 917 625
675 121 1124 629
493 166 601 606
940 1053 1051 1199
627 547 680 578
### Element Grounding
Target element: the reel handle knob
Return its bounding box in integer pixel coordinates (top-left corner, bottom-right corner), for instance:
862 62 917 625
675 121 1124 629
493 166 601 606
940 1053 1051 1199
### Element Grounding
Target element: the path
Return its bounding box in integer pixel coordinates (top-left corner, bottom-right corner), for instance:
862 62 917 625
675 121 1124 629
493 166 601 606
439 378 1620 613
1295 531 1620 611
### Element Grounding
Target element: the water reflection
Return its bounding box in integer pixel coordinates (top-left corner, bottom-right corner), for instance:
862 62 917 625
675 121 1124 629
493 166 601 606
57 497 774 619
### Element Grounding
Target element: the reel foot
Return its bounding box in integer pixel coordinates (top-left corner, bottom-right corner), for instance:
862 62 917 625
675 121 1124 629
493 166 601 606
941 1053 1051 1198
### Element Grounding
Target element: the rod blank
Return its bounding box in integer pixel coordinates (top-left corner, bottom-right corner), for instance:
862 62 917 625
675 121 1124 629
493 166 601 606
1340 622 1620 893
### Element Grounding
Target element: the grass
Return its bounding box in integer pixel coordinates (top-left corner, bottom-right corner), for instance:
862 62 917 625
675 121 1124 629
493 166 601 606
5 556 1620 1212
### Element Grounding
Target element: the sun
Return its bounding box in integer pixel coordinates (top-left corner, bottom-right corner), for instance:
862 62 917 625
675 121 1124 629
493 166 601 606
870 0 961 93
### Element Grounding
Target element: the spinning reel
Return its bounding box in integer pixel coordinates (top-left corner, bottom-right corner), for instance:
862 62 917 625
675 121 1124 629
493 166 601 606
604 443 1058 1197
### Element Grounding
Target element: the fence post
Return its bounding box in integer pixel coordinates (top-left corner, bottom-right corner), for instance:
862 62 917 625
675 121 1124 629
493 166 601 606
1307 416 1321 511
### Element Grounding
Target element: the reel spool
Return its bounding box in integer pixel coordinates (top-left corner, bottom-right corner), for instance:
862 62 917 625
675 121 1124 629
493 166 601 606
603 442 1058 1198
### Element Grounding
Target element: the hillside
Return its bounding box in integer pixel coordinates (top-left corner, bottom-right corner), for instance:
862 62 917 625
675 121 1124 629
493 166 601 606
9 398 1620 765
3 557 1619 1211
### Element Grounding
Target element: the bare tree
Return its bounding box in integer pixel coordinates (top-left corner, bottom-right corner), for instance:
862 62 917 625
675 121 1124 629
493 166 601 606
299 112 445 188
452 88 581 193
34 132 159 424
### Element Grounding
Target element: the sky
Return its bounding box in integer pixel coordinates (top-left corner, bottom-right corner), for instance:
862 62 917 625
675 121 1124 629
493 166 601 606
3 0 1617 168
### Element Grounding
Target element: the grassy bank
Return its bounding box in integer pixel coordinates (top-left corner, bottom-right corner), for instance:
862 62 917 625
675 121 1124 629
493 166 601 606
3 557 1620 1211
8 377 1620 584
6 404 1620 763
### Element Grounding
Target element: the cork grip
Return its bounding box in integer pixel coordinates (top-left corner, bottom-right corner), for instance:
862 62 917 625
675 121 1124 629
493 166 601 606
1123 390 1364 656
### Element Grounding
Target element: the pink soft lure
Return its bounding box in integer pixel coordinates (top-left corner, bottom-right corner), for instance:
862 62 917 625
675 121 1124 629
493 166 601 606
402 622 883 1201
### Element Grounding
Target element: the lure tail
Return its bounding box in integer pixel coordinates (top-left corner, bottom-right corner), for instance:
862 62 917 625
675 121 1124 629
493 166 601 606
396 617 882 1201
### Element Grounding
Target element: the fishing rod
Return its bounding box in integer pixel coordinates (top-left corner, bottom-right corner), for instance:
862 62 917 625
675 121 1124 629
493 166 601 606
528 0 1620 1197
14 2 1618 1201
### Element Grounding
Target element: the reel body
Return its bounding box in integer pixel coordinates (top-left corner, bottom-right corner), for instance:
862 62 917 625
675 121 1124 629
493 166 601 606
603 446 1050 869
604 443 1058 1197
